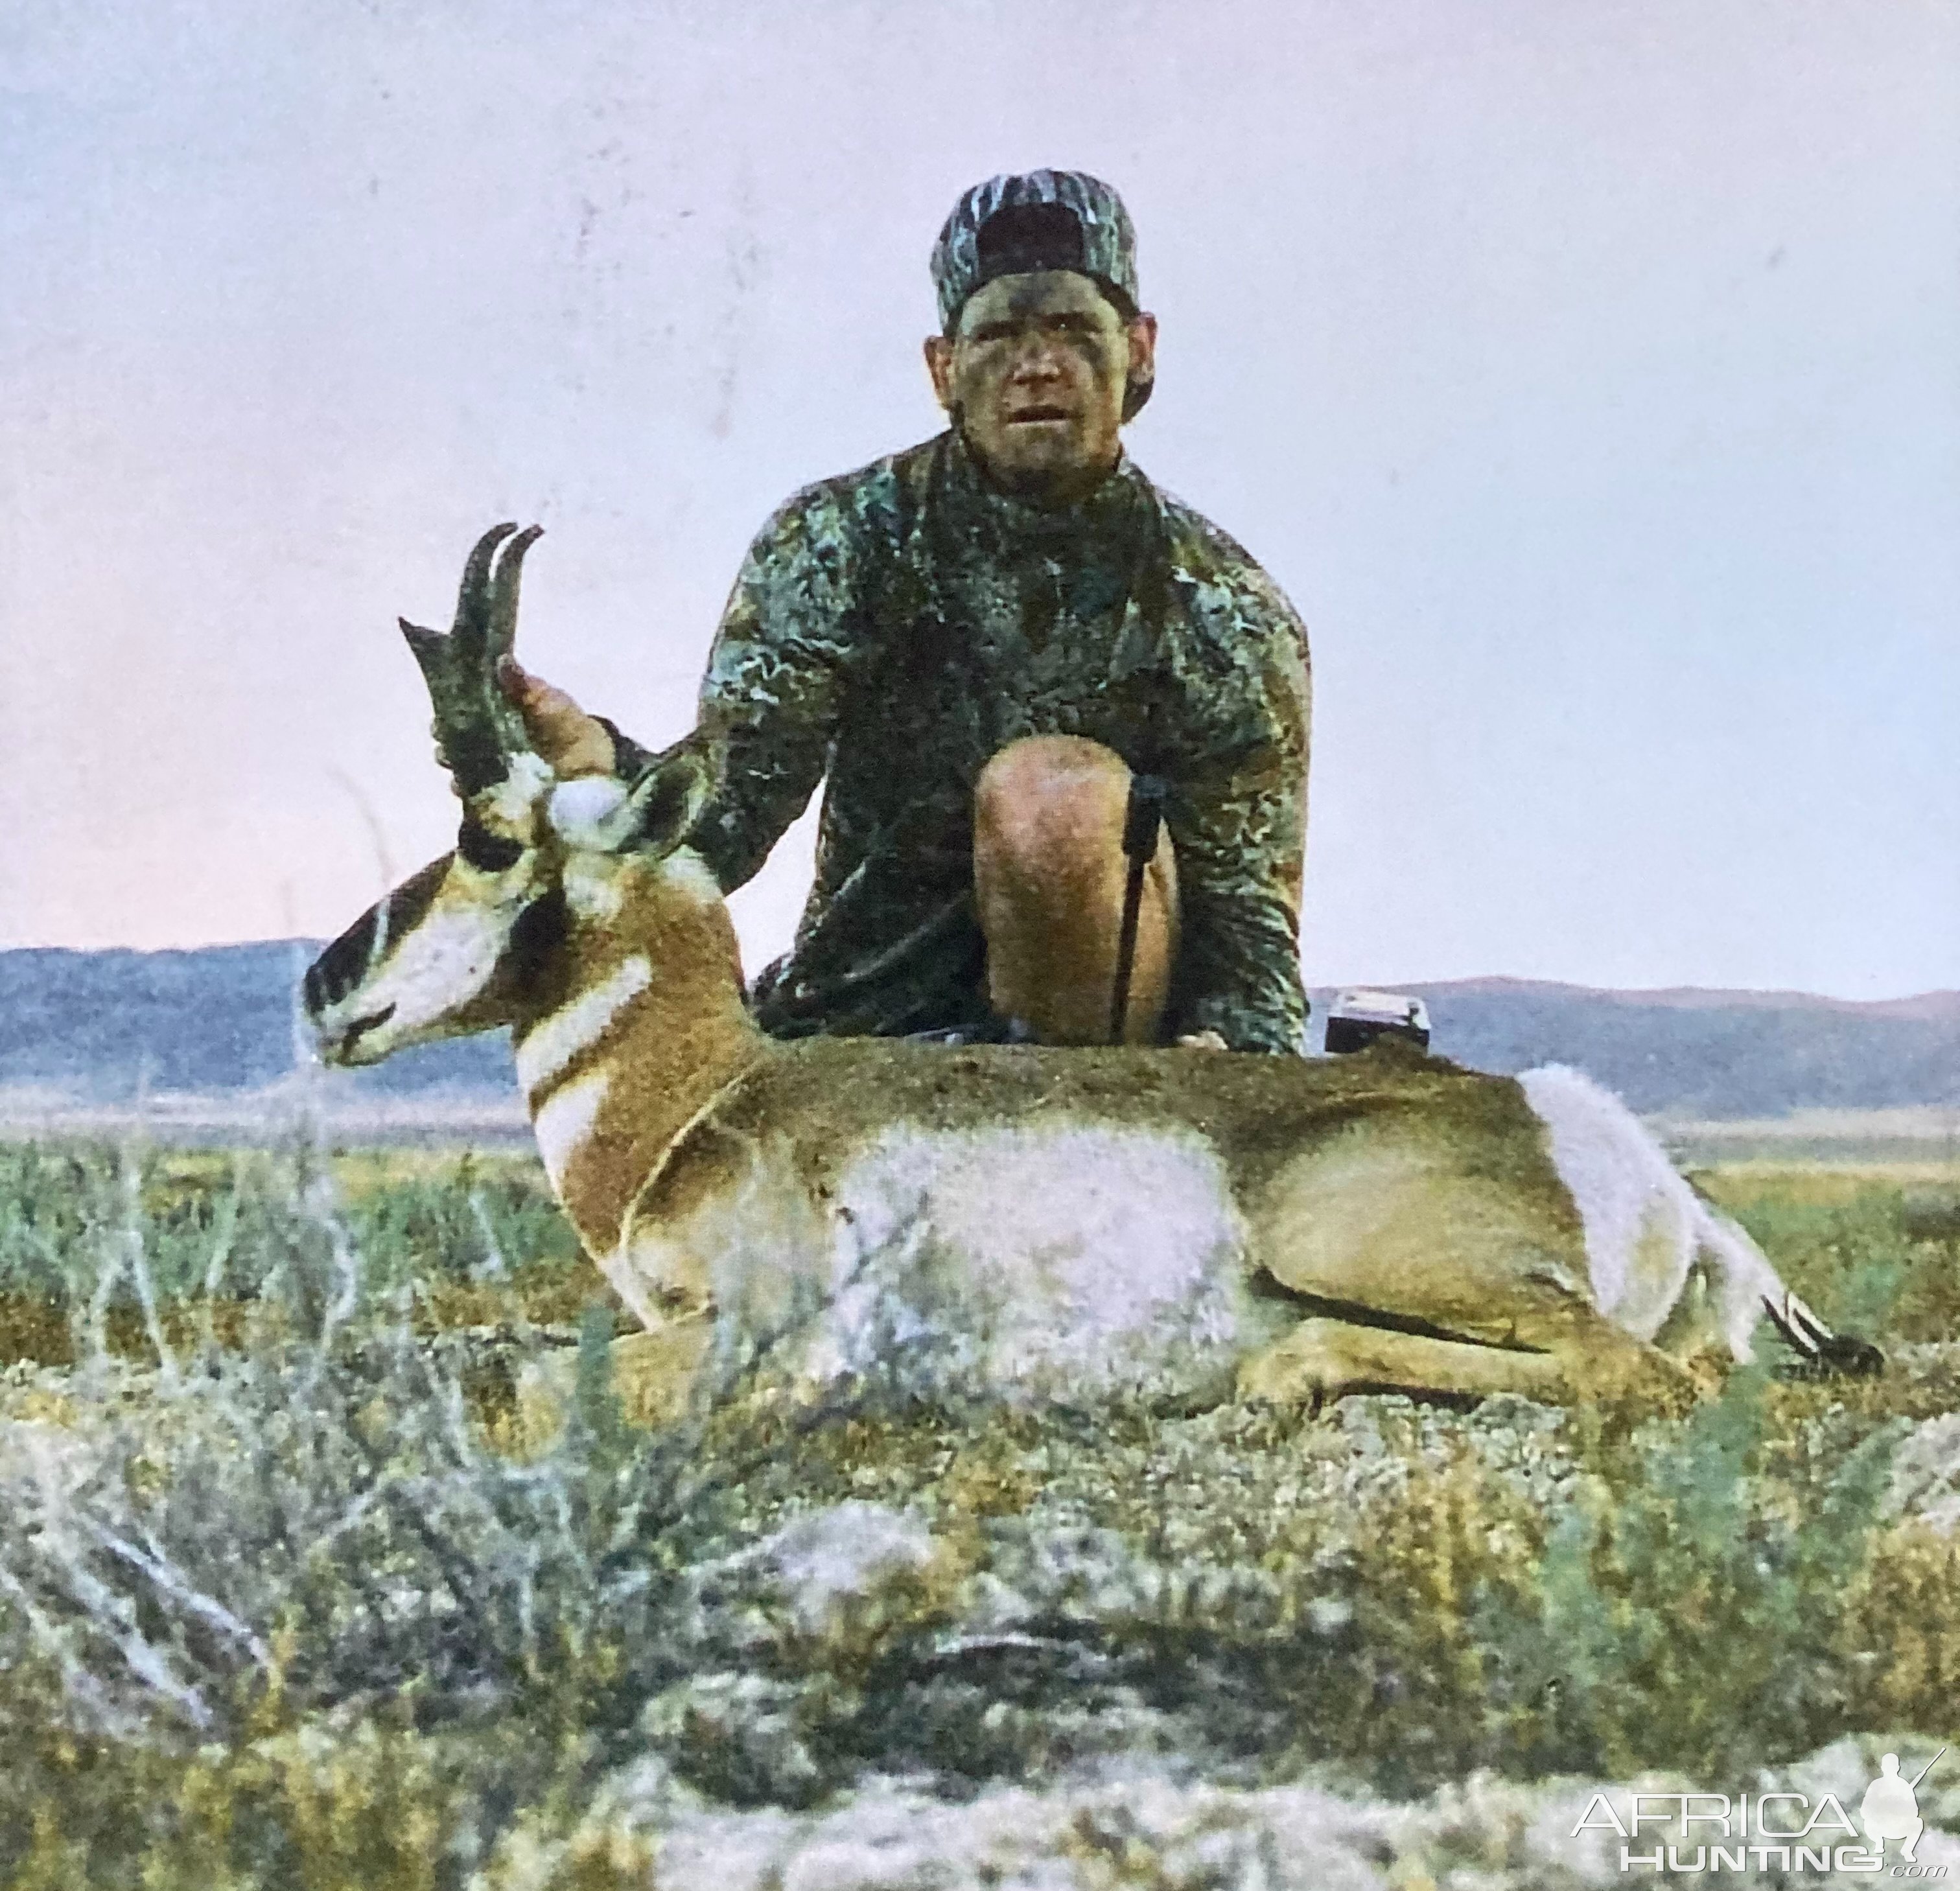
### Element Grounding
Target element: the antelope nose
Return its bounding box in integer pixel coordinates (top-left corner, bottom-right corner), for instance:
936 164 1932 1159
312 1001 396 1066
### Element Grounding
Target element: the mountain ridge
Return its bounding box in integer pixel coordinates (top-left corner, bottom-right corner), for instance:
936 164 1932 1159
1408 975 1960 1021
0 943 1952 1121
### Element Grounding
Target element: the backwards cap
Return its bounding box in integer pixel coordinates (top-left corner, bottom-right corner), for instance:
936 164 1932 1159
931 170 1148 415
932 170 1139 328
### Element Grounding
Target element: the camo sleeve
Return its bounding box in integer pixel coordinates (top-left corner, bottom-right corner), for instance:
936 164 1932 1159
686 479 872 892
1161 539 1312 1054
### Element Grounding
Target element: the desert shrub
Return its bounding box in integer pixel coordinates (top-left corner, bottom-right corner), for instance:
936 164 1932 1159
0 1143 1947 1885
1489 1375 1893 1778
1705 1170 1960 1344
0 1142 583 1366
0 1143 713 1882
329 1149 583 1290
1846 1521 1960 1733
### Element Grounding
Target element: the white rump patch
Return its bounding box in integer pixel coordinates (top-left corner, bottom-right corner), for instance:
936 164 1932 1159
532 1068 610 1189
1519 1063 1781 1358
515 956 651 1096
659 1122 1252 1408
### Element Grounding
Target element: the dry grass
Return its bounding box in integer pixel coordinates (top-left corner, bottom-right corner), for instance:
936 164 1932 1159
0 1139 1953 1885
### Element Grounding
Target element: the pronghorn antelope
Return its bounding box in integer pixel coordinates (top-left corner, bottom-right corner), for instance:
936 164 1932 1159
305 525 1878 1419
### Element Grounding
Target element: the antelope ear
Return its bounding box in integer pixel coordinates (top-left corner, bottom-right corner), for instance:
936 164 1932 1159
617 747 713 856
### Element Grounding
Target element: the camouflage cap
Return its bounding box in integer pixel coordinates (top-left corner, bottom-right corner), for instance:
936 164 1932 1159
931 170 1139 331
931 170 1149 415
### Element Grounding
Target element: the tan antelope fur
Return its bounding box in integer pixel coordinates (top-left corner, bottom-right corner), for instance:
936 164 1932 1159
305 526 1875 1422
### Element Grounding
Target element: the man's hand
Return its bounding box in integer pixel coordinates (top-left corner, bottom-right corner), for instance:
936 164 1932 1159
498 660 617 777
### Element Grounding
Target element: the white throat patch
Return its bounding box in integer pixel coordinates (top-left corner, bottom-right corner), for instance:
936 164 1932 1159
532 1068 611 1190
563 853 627 922
659 847 724 907
515 954 653 1096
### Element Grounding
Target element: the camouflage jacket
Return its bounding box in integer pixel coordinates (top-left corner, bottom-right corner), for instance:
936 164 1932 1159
646 429 1311 1052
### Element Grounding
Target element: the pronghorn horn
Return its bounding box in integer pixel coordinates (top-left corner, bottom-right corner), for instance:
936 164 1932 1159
482 524 543 752
401 522 544 797
456 521 519 632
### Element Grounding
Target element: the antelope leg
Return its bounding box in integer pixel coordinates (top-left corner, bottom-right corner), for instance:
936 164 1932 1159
608 1316 714 1426
511 1314 712 1445
1237 1315 1701 1409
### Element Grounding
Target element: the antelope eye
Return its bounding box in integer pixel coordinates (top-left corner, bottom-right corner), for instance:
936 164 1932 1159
458 817 526 874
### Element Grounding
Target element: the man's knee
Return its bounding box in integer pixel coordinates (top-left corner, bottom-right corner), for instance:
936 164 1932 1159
973 736 1132 876
972 736 1178 1045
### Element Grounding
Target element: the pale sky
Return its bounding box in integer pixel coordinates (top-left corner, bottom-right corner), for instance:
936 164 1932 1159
3 0 1956 999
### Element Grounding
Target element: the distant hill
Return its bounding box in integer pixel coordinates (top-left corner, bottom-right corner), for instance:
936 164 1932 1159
1324 979 1960 1118
0 943 514 1102
0 944 1952 1122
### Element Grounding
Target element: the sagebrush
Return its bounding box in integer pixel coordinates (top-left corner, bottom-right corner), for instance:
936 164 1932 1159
0 1137 1954 1886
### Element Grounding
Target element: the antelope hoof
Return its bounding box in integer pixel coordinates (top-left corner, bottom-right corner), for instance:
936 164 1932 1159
1780 1332 1889 1382
1236 1319 1353 1410
1821 1333 1887 1378
508 1318 712 1450
609 1319 714 1426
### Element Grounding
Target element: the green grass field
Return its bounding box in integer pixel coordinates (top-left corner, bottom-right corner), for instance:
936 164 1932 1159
0 1137 1956 1886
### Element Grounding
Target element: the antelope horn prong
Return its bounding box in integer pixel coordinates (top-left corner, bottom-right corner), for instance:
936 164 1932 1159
399 616 443 665
487 524 544 660
453 522 520 640
485 526 544 752
401 523 545 796
399 617 453 719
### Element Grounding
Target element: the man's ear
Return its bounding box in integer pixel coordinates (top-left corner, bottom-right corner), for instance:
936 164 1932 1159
923 333 956 412
614 748 713 855
1123 311 1158 417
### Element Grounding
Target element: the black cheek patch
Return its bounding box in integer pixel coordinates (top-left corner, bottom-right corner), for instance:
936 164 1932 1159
506 887 569 995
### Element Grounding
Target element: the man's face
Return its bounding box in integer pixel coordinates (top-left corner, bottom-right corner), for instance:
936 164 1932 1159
924 271 1156 505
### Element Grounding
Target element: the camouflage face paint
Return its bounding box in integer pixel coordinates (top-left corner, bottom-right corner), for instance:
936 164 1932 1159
939 272 1136 505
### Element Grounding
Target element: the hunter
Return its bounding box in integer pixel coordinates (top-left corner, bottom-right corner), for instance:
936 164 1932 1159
506 169 1312 1052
